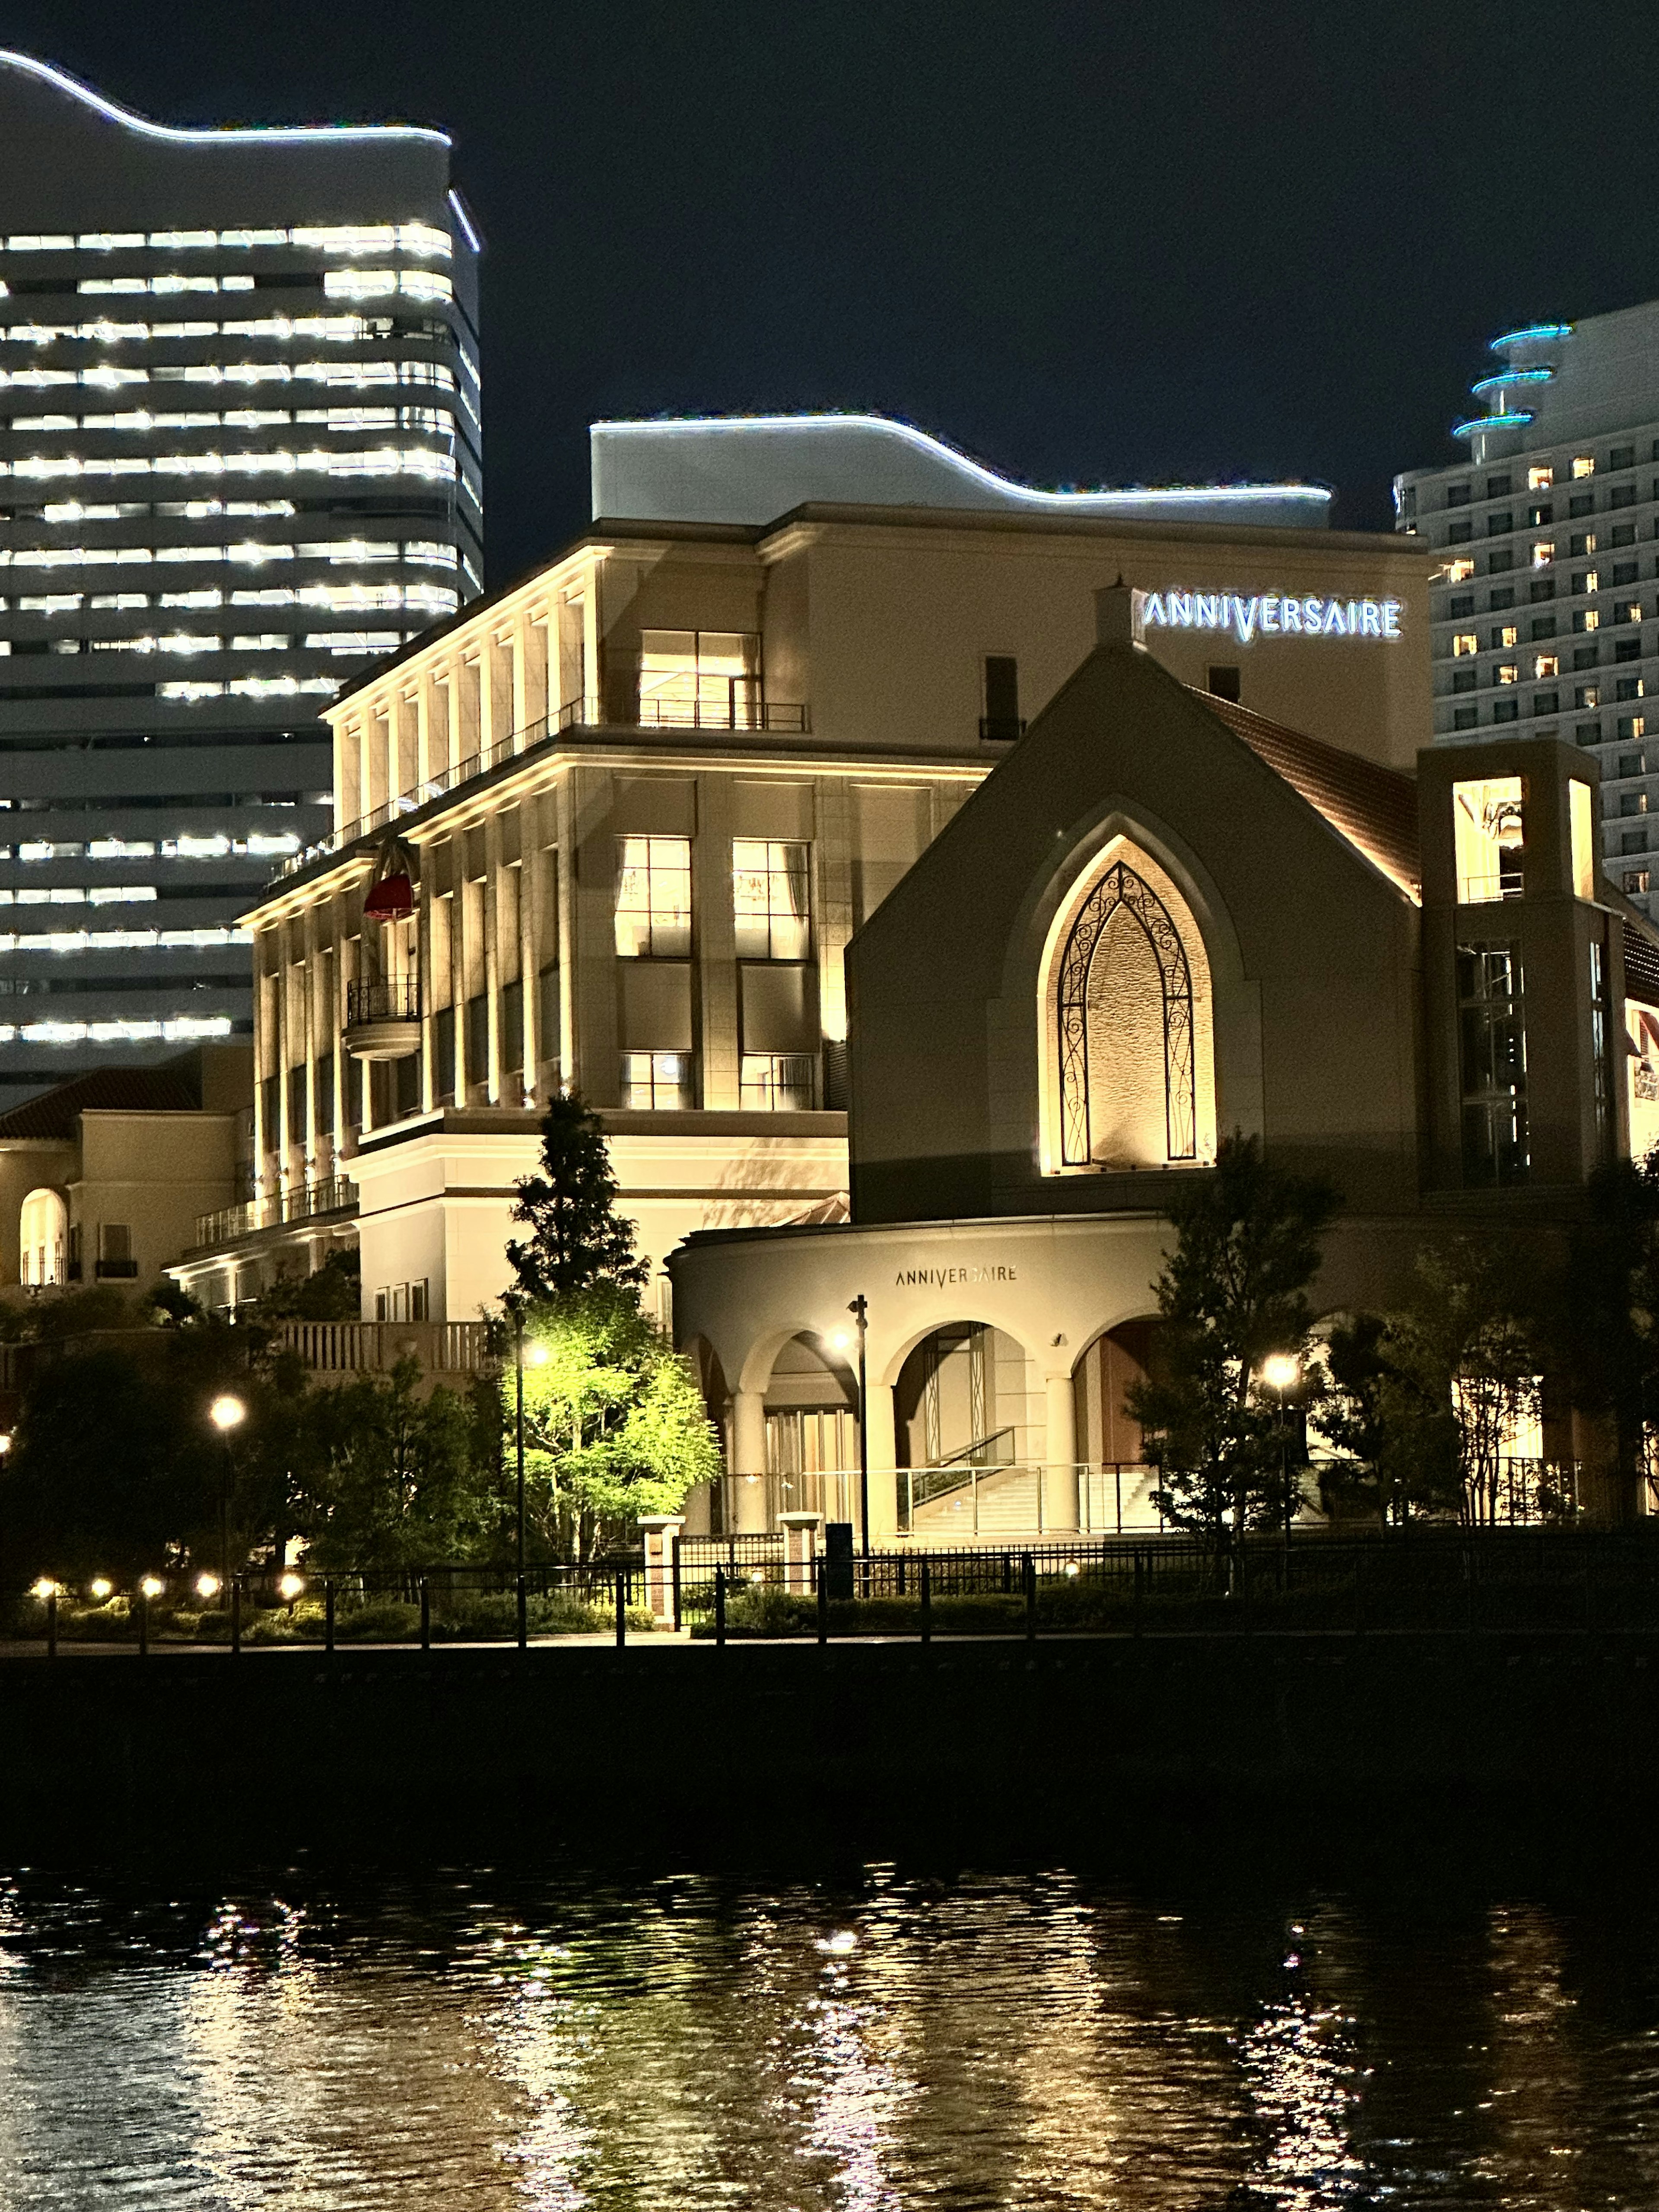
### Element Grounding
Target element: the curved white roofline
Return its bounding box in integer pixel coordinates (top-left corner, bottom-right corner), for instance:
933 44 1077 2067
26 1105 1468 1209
0 47 451 146
593 413 1332 513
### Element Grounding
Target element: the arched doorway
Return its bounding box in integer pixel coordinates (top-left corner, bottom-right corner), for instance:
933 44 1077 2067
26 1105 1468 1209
893 1322 1043 1535
1073 1317 1166 1532
18 1188 67 1288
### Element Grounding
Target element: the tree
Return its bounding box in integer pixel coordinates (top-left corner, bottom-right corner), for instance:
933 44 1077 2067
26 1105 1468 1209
1560 1155 1659 1519
294 1360 502 1572
1125 1132 1340 1540
506 1092 649 1302
511 1285 720 1555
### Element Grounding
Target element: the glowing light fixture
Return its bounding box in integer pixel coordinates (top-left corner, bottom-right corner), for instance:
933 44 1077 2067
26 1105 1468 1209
195 1572 221 1600
1261 1354 1301 1393
209 1393 246 1432
30 1577 58 1600
277 1572 304 1603
88 1578 112 1601
140 1576 164 1599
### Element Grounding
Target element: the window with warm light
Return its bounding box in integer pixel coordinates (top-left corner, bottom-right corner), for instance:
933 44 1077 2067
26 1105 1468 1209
637 629 759 728
1533 654 1559 680
614 836 691 958
1452 633 1478 657
1445 558 1475 583
1453 774 1526 904
739 1053 816 1111
732 840 810 960
1529 466 1554 491
1532 542 1555 569
1570 781 1596 900
1494 625 1519 650
1573 455 1596 478
1497 664 1519 685
620 1051 693 1109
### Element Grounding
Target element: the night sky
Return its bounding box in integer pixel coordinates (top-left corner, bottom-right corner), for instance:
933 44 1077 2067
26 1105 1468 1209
6 0 1658 583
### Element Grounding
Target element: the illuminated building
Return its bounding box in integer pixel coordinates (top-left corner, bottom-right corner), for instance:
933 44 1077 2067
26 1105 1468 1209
167 414 1427 1327
1396 301 1659 920
0 50 481 1112
671 584 1659 1537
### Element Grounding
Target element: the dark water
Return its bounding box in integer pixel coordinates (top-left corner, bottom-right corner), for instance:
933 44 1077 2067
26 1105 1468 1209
2 1811 1657 2209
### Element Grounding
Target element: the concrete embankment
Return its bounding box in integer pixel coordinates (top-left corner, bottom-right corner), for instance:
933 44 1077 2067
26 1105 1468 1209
0 1629 1653 1821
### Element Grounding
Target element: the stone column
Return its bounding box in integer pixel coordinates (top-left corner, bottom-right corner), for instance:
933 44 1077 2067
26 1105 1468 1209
731 1387 769 1534
1045 1373 1080 1534
637 1514 685 1625
863 1379 899 1543
777 1510 821 1595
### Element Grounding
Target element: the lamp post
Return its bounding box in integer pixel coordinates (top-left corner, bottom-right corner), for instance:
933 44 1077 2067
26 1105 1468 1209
849 1294 870 1560
209 1392 245 1599
1261 1354 1301 1551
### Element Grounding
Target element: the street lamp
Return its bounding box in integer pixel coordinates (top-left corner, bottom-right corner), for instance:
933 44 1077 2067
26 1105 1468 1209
209 1393 245 1599
1261 1354 1301 1546
848 1295 870 1560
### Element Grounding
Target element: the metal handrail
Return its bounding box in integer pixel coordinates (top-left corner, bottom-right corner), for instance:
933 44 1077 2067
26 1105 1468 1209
193 1175 357 1249
345 976 420 1024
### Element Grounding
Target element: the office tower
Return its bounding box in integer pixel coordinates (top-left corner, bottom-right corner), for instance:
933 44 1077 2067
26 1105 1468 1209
1395 299 1659 917
0 49 481 1110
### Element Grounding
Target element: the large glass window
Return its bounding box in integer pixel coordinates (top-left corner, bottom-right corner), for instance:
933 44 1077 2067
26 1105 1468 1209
1570 780 1596 900
1458 944 1528 1187
1452 774 1525 904
733 839 810 960
740 1054 817 1111
620 1052 693 1109
615 836 691 957
637 630 758 728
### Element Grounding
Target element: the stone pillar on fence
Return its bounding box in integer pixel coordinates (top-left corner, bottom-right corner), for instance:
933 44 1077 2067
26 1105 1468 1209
730 1388 770 1534
862 1379 899 1545
638 1515 685 1624
1044 1373 1080 1534
777 1510 822 1595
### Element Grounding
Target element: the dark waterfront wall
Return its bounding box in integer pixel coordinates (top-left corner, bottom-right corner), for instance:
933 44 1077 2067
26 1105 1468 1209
1 1632 1655 1824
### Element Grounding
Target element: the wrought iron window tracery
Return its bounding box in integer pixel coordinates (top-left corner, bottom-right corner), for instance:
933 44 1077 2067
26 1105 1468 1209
1056 861 1195 1167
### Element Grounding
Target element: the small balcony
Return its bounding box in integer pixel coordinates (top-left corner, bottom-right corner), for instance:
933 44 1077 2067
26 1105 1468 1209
345 976 421 1060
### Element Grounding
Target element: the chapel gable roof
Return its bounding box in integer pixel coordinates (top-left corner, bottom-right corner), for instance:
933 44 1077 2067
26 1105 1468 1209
1192 690 1422 903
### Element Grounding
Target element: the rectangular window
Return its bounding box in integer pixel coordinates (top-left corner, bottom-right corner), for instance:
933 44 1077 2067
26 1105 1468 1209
1447 483 1471 505
1492 587 1516 609
1528 466 1554 491
1532 654 1559 680
1451 669 1478 693
313 1053 335 1138
982 654 1024 736
1528 580 1553 603
287 1064 307 1147
1532 690 1559 715
637 629 759 729
1573 456 1596 479
1488 512 1513 536
1576 686 1602 710
1616 639 1643 662
1612 561 1640 586
1492 625 1519 650
1497 664 1519 686
1570 779 1596 898
1453 774 1525 904
1570 532 1597 557
1570 494 1595 519
1625 868 1652 895
1611 446 1635 470
502 976 524 1076
739 1053 817 1112
1493 698 1519 722
1487 548 1513 572
1458 943 1528 1188
1452 632 1478 657
1574 646 1601 671
1453 706 1478 731
1448 594 1475 617
732 839 810 960
1611 483 1637 509
1530 620 1556 642
1573 569 1599 596
1576 720 1604 744
1447 521 1473 543
260 1071 279 1152
1611 522 1637 547
620 1051 693 1109
1619 719 1648 744
1618 677 1646 701
1486 475 1512 498
1591 935 1612 1152
1620 601 1643 625
1621 793 1649 817
615 834 692 958
1527 504 1552 528
1445 558 1475 582
1574 608 1601 633
95 1222 135 1278
1532 542 1555 569
464 992 488 1094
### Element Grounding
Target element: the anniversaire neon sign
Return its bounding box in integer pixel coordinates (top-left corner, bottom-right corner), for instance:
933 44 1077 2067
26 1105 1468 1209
1137 589 1403 645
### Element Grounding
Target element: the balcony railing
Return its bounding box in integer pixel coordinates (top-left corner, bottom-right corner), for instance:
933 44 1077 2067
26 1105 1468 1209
273 1319 494 1376
345 977 420 1026
276 691 813 881
193 1176 357 1251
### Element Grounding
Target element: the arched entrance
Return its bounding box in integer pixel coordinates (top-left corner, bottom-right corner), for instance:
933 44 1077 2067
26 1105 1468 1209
893 1322 1045 1536
18 1187 67 1288
1073 1317 1166 1532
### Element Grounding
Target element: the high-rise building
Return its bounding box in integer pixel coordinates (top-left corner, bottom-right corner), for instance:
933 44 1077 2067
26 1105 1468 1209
0 49 481 1112
1395 299 1659 919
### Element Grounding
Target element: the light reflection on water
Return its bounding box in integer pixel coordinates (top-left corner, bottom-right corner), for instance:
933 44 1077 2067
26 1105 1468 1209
0 1843 1655 2209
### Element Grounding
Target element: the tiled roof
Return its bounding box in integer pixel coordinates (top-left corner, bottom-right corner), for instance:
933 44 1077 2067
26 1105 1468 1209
1192 690 1423 903
0 1066 201 1143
